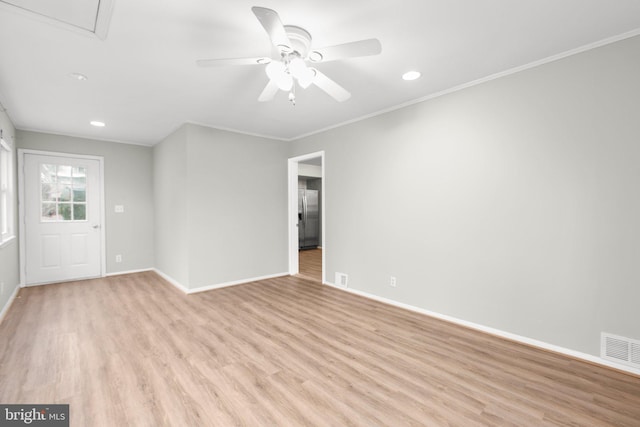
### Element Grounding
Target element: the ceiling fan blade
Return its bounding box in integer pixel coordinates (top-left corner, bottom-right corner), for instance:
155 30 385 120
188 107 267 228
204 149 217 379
196 57 267 67
312 70 351 102
258 80 279 102
311 39 381 62
251 6 292 52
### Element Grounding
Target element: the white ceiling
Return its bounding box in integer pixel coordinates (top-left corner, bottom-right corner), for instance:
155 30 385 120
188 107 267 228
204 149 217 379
1 1 640 146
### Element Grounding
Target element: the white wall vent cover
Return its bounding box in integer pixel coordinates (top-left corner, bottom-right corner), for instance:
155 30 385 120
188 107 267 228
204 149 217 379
335 273 348 288
601 333 640 368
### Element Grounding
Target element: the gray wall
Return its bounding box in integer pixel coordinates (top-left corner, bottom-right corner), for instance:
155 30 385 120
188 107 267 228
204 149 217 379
17 131 155 274
0 109 19 313
154 123 289 289
290 35 640 357
154 125 190 286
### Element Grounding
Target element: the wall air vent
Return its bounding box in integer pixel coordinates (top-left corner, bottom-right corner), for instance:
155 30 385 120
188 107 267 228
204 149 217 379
601 333 640 368
335 272 348 288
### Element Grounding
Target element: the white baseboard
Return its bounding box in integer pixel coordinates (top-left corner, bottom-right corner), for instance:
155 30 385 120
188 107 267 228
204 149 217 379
153 269 189 293
324 281 640 377
24 268 154 287
105 268 154 277
187 272 289 294
0 284 20 325
153 269 288 295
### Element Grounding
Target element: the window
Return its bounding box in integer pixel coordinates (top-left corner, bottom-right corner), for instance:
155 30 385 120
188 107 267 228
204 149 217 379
40 163 87 222
0 137 15 244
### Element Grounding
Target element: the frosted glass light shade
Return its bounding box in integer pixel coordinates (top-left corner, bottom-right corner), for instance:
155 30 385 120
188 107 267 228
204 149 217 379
297 68 316 89
265 61 285 81
276 73 293 91
265 61 293 91
289 58 307 79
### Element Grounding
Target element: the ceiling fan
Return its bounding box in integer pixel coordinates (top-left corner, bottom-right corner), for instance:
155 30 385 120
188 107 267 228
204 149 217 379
196 6 382 105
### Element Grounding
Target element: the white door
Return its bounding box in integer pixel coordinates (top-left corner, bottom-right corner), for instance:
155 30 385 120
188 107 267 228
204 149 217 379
23 153 102 285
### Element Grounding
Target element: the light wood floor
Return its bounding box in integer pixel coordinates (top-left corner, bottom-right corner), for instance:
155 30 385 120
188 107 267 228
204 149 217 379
1 272 639 426
297 248 322 282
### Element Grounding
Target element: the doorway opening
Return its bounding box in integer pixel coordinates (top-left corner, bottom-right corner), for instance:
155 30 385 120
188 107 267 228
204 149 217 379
288 151 324 283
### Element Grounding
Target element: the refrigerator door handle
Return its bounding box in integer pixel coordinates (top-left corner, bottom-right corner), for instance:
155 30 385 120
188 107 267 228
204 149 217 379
303 193 308 224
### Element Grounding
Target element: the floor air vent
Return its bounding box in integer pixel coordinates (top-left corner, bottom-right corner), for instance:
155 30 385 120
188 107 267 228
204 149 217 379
601 333 640 368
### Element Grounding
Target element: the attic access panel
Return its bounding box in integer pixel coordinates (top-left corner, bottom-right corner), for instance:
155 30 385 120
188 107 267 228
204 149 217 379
0 0 113 38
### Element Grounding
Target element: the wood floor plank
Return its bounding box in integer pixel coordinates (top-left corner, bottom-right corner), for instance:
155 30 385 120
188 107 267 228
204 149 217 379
298 248 322 282
0 271 639 426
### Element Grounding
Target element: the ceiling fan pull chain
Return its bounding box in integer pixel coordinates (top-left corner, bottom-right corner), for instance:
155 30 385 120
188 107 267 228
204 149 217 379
289 83 297 106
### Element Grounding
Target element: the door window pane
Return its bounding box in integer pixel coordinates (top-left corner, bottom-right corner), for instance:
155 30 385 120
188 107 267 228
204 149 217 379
73 189 86 202
58 204 72 221
42 182 56 201
58 184 72 202
73 167 86 202
42 203 57 221
57 165 72 178
40 164 57 201
73 204 86 220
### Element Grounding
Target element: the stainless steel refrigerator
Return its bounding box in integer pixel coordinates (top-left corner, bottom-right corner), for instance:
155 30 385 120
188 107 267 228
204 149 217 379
298 189 319 249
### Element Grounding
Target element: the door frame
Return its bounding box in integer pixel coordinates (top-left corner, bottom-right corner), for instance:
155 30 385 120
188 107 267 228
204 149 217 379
288 151 325 283
17 149 106 287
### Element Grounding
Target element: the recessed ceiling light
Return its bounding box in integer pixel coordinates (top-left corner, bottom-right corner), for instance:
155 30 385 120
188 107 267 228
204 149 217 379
70 72 88 81
402 71 421 81
90 121 105 127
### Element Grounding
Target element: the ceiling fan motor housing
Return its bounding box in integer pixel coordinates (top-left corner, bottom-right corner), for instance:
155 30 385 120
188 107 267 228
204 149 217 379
283 25 312 57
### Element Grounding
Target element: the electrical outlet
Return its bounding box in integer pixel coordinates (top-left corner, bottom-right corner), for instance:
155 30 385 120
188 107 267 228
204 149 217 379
115 254 122 263
390 276 397 287
0 281 4 295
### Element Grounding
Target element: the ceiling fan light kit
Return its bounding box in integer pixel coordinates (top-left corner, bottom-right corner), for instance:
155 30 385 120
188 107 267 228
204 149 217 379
266 54 316 93
196 6 382 105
